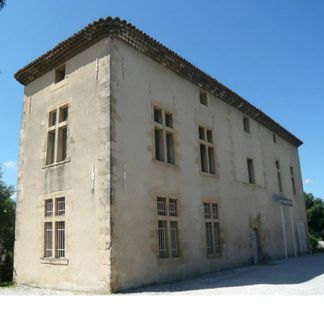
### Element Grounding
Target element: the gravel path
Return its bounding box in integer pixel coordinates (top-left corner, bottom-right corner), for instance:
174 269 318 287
1 253 324 295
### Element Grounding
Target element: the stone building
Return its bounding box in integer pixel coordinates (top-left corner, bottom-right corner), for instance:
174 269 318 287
14 17 309 293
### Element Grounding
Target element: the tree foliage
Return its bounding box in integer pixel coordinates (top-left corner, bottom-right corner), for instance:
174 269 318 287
0 168 15 282
305 192 324 248
0 0 6 11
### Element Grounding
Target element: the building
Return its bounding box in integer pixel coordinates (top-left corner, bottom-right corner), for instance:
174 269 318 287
14 17 309 293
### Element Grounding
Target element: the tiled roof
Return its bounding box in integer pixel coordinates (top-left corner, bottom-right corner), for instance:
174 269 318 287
14 17 302 147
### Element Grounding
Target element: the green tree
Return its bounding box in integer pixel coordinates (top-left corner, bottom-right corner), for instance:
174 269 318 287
0 0 6 10
0 168 15 282
305 192 324 249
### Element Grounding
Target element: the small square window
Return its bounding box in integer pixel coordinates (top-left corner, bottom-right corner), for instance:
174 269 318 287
56 197 65 216
55 65 66 84
243 117 250 133
273 134 277 143
154 107 163 124
204 203 211 219
212 204 219 219
199 90 208 106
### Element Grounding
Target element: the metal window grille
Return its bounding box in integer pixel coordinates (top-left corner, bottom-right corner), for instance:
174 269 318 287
44 222 53 257
55 221 65 258
205 222 214 255
169 199 177 216
170 221 179 257
56 197 65 216
213 222 221 254
157 197 167 215
204 203 211 219
212 203 219 219
45 200 53 217
158 220 168 258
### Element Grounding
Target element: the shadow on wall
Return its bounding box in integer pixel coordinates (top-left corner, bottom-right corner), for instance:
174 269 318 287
125 253 324 294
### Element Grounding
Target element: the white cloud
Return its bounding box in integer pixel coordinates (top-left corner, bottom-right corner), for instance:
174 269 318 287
304 178 315 185
2 160 17 170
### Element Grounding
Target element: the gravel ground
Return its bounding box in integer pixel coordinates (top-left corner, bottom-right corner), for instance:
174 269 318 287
1 253 324 295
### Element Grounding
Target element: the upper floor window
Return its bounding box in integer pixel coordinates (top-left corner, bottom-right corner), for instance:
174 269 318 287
276 160 283 193
46 105 68 165
273 134 277 144
199 90 208 106
153 106 175 165
199 126 216 174
247 158 256 185
290 166 297 196
243 117 250 133
55 65 66 84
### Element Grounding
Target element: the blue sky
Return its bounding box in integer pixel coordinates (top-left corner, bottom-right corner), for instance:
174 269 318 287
0 0 323 198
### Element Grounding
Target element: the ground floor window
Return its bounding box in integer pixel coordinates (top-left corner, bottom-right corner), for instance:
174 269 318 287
43 197 66 258
204 202 221 255
157 196 180 259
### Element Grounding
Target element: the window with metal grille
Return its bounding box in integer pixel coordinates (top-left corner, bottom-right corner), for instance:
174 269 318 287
46 104 69 165
199 126 216 174
44 222 53 257
153 106 175 165
43 197 66 259
157 196 180 259
55 221 65 258
56 197 65 216
203 202 221 256
45 199 53 217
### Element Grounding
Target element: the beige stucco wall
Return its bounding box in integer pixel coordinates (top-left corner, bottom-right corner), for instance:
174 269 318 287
14 39 112 292
14 35 309 293
109 39 309 291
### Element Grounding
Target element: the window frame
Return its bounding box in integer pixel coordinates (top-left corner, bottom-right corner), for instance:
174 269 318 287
45 104 69 166
43 197 66 260
243 116 250 134
203 202 221 257
247 158 256 185
153 105 176 166
156 195 181 260
198 125 216 175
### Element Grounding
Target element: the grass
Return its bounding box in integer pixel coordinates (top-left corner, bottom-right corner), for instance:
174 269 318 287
0 282 14 288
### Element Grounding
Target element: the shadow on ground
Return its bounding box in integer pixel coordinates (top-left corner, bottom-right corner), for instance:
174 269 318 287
125 253 324 294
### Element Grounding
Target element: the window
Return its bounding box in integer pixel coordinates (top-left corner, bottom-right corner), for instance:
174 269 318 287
199 126 216 174
199 90 208 106
276 160 283 193
153 106 175 165
247 158 256 184
46 105 68 165
157 196 180 259
273 134 277 144
243 117 250 133
290 166 297 196
55 65 66 83
203 202 221 255
43 197 66 259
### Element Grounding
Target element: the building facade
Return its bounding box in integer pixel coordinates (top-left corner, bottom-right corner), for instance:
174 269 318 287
14 17 309 293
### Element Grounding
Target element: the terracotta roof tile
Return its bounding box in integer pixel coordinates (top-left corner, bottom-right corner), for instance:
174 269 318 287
14 17 302 147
